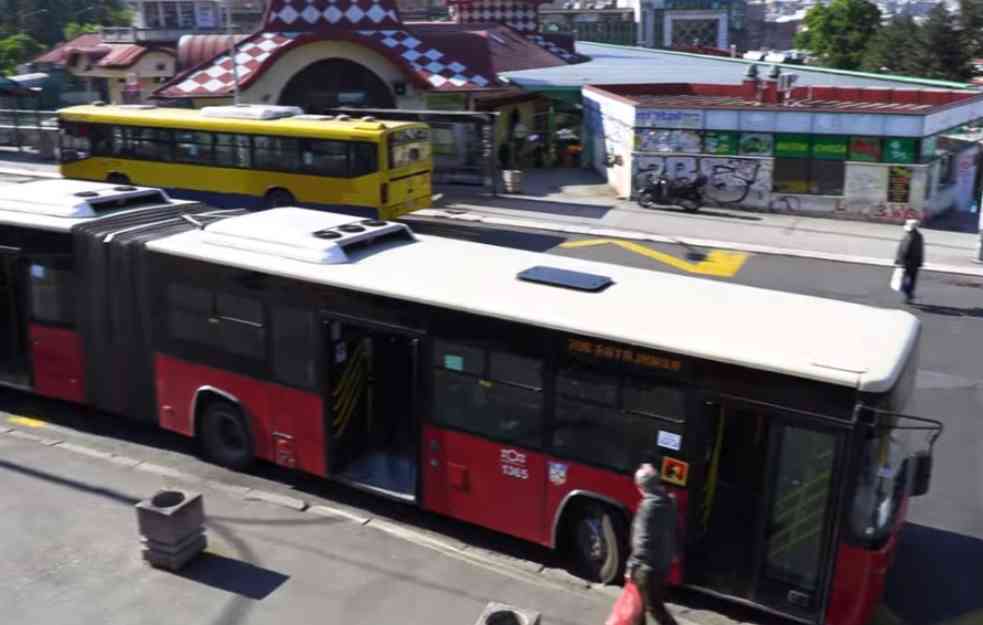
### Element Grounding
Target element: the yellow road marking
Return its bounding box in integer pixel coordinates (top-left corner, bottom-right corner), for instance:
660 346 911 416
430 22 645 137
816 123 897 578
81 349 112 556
8 416 46 428
560 239 748 277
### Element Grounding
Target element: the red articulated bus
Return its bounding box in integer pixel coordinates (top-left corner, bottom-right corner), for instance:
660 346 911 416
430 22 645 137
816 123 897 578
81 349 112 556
0 184 941 625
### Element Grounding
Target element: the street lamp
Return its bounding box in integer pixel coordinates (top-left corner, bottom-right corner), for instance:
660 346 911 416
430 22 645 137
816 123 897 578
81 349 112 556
225 0 241 105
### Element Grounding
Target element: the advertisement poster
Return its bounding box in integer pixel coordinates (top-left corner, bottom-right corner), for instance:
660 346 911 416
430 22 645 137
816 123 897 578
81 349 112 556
774 134 812 158
635 129 701 153
738 133 773 157
812 135 849 160
849 136 882 162
704 131 737 155
884 138 916 164
888 166 912 203
635 109 703 129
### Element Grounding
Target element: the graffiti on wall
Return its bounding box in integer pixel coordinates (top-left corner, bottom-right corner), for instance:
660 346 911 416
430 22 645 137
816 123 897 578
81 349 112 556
632 155 773 206
765 194 924 222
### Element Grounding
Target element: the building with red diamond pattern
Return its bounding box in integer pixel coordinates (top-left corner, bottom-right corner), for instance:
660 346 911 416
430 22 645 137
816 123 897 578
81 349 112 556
152 0 581 146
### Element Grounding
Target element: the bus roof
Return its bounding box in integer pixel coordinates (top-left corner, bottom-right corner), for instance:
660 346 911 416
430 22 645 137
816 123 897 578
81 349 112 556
0 180 195 232
58 104 423 140
146 208 919 393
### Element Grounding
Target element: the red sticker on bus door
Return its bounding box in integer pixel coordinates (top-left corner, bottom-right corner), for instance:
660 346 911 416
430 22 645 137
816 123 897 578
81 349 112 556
661 457 689 486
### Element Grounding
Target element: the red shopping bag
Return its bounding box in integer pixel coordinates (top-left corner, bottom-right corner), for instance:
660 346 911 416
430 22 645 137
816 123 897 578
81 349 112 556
605 580 645 625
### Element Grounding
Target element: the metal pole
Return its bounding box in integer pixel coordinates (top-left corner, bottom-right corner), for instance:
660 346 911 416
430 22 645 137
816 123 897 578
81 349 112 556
226 2 240 105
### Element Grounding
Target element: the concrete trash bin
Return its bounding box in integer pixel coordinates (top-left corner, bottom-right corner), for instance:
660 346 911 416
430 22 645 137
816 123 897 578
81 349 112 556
502 170 523 194
135 489 206 571
474 602 541 625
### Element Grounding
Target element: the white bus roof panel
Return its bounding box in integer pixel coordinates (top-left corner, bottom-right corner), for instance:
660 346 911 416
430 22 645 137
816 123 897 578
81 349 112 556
0 180 191 232
148 209 919 393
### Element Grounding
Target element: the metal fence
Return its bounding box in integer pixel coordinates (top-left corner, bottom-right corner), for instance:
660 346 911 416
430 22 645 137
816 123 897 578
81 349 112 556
556 22 638 46
0 109 60 157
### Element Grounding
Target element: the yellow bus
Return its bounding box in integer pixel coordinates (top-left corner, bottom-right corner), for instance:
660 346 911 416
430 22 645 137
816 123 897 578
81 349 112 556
57 104 432 219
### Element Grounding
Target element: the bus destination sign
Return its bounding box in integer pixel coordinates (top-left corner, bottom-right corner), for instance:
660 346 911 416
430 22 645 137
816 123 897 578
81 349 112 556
567 338 684 372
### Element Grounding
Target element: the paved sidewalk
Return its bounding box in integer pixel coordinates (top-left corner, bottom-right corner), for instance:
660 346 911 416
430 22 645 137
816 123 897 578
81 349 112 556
433 186 983 277
0 426 645 625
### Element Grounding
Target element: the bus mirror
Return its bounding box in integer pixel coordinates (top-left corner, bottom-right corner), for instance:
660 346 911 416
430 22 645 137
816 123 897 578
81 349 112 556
911 450 932 497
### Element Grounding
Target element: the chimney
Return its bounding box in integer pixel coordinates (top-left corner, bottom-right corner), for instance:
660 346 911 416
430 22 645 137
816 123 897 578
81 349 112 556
763 63 781 104
743 63 760 100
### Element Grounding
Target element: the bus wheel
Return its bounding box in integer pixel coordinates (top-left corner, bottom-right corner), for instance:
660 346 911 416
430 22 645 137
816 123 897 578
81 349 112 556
570 503 627 585
106 173 130 185
200 402 254 471
264 189 295 208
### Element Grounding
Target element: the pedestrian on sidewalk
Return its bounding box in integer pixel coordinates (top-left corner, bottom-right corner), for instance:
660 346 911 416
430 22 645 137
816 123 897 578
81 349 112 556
626 463 680 625
895 219 925 303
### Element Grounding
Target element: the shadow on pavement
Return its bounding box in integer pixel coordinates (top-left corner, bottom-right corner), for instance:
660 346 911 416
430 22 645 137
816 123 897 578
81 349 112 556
0 457 140 506
923 210 981 235
178 552 289 600
885 523 983 625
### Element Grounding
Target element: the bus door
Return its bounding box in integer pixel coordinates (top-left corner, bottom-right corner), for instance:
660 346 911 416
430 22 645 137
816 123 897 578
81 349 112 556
0 247 28 387
689 399 843 622
323 314 420 502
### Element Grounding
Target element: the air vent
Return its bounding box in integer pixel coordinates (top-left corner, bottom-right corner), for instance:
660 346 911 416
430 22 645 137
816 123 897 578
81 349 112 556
295 114 335 121
517 266 613 292
336 114 351 121
74 191 99 198
338 224 365 233
313 229 342 239
362 219 387 227
361 116 377 122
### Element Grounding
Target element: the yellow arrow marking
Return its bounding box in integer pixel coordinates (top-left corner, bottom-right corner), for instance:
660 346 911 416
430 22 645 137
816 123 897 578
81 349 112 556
8 416 46 428
560 239 748 277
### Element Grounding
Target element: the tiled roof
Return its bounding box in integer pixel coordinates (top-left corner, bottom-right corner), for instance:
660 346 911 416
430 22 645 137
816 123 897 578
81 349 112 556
32 34 103 65
178 34 250 70
264 0 404 30
410 23 569 73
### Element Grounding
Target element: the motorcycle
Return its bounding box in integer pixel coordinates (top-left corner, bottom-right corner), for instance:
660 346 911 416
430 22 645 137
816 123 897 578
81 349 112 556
637 172 707 213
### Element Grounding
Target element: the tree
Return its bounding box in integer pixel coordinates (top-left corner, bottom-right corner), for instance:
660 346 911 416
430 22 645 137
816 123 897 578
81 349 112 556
916 4 973 82
63 22 100 42
795 0 882 70
860 15 921 76
0 33 43 74
959 0 983 60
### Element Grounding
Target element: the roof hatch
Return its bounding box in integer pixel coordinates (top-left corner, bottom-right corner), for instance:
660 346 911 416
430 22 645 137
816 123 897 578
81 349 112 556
517 265 613 292
200 208 416 264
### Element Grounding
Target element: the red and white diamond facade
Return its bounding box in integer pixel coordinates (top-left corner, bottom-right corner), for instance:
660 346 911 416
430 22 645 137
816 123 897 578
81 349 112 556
156 0 577 99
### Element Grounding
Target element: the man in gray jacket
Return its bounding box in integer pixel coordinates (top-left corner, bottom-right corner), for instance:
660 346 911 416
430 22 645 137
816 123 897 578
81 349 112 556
627 463 680 625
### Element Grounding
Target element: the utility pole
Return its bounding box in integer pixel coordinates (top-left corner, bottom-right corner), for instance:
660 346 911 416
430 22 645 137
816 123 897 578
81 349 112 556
226 1 240 105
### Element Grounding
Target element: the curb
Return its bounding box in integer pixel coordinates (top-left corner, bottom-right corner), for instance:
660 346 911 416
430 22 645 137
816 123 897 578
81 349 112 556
413 209 983 278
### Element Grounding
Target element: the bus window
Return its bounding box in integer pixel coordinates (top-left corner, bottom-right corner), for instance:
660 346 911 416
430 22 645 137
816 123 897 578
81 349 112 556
302 140 349 177
28 260 75 326
175 130 214 165
351 142 379 177
166 283 213 345
254 136 300 172
432 339 543 448
623 378 687 423
271 306 317 389
849 430 907 545
215 133 251 169
131 127 173 161
215 293 265 360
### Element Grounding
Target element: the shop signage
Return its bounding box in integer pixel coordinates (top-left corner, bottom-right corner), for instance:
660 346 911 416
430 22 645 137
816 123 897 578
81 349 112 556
738 132 773 156
704 131 737 155
774 134 812 158
849 136 881 162
425 93 468 111
920 135 937 162
884 138 916 164
888 166 913 203
812 135 848 160
636 109 703 129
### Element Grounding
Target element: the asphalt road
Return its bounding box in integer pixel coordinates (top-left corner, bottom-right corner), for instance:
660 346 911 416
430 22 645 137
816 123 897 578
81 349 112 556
404 216 983 625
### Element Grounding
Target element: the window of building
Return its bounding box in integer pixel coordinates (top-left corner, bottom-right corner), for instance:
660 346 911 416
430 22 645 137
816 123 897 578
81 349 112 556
144 2 163 28
772 158 812 194
28 259 75 326
431 339 544 448
161 1 180 28
812 160 846 195
178 2 196 28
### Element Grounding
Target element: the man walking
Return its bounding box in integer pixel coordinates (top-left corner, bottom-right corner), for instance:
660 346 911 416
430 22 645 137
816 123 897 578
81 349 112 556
895 219 924 303
627 463 680 625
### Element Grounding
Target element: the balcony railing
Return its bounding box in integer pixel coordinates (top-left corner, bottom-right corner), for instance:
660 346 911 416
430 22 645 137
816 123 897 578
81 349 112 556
100 26 229 43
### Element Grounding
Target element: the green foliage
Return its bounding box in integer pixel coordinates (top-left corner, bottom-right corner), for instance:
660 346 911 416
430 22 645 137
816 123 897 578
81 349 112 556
0 1 132 48
63 22 100 42
916 3 974 82
0 32 43 74
860 15 922 75
795 0 882 70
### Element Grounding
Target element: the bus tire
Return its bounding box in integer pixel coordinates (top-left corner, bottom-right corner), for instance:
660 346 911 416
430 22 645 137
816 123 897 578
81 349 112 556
199 401 254 471
567 502 628 585
107 173 130 185
264 189 295 208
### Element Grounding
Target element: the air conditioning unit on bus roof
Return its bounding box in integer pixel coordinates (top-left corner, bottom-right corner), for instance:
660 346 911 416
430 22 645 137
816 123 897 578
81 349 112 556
200 104 304 121
0 180 171 219
199 207 416 264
